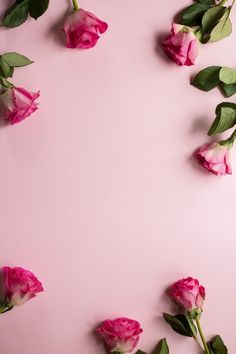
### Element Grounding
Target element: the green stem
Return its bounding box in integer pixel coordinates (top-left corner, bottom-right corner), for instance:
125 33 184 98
230 0 236 8
220 128 236 147
195 317 210 354
193 335 205 352
219 0 228 6
72 0 79 10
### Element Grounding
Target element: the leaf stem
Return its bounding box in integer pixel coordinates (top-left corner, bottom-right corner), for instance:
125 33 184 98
72 0 79 10
221 128 236 147
195 317 210 354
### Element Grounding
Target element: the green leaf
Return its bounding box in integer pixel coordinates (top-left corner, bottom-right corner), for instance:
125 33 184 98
181 3 210 26
209 335 228 354
219 66 236 84
209 10 232 42
0 58 11 78
1 52 33 68
191 66 221 91
2 0 30 28
136 351 147 354
201 5 226 42
195 0 214 4
163 313 196 337
153 339 169 354
7 67 14 78
29 0 50 19
202 5 226 32
220 82 236 97
208 102 236 135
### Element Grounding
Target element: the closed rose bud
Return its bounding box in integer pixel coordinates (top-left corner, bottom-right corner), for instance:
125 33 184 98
0 87 39 125
97 317 143 353
169 277 205 312
63 8 108 49
195 142 232 175
2 266 43 306
162 23 199 66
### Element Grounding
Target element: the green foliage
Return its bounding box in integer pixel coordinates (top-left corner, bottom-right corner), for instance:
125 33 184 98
208 102 236 135
163 313 196 337
2 0 50 27
29 0 50 20
180 3 211 26
192 66 236 97
192 66 221 91
153 339 169 354
208 335 228 354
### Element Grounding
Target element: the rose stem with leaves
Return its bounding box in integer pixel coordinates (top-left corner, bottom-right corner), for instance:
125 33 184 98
72 0 79 10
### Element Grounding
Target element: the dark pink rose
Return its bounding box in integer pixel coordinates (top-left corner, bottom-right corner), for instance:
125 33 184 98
2 267 44 306
97 317 143 353
169 277 205 311
0 87 39 125
195 142 232 175
162 23 199 66
63 8 108 49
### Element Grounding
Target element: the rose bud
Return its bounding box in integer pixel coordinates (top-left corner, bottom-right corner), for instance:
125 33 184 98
63 7 108 49
97 317 143 353
2 266 43 306
195 142 232 175
162 23 199 66
0 87 39 125
169 277 205 312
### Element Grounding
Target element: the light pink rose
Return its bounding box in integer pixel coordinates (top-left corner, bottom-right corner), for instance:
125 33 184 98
169 277 205 311
195 142 232 175
162 23 199 66
97 317 143 353
0 87 39 125
63 8 108 49
2 266 44 306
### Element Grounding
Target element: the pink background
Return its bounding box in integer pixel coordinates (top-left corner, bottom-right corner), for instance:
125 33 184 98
0 0 235 353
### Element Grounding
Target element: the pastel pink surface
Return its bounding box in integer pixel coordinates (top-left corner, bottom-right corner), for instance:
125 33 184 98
0 0 235 353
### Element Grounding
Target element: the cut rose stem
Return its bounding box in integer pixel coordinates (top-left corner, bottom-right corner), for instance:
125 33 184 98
195 317 210 354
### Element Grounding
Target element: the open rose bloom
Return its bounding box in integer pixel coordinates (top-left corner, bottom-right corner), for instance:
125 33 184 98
0 87 39 125
162 23 199 66
63 8 108 49
2 266 43 307
97 317 143 353
195 142 232 175
169 277 205 312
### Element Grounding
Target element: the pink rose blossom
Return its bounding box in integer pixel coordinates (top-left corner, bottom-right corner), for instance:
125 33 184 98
195 142 232 175
0 87 39 125
169 277 205 311
2 266 43 306
162 23 199 66
97 317 143 353
63 8 108 49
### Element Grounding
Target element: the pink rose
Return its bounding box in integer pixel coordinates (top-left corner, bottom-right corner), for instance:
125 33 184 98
2 266 44 306
97 317 143 353
169 277 205 311
63 8 108 49
195 142 232 175
162 23 199 66
0 87 39 125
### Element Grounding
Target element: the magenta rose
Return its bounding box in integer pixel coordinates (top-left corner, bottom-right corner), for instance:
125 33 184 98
169 277 205 312
97 317 143 353
195 142 232 175
0 87 39 125
162 23 199 66
2 266 44 306
63 8 108 49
